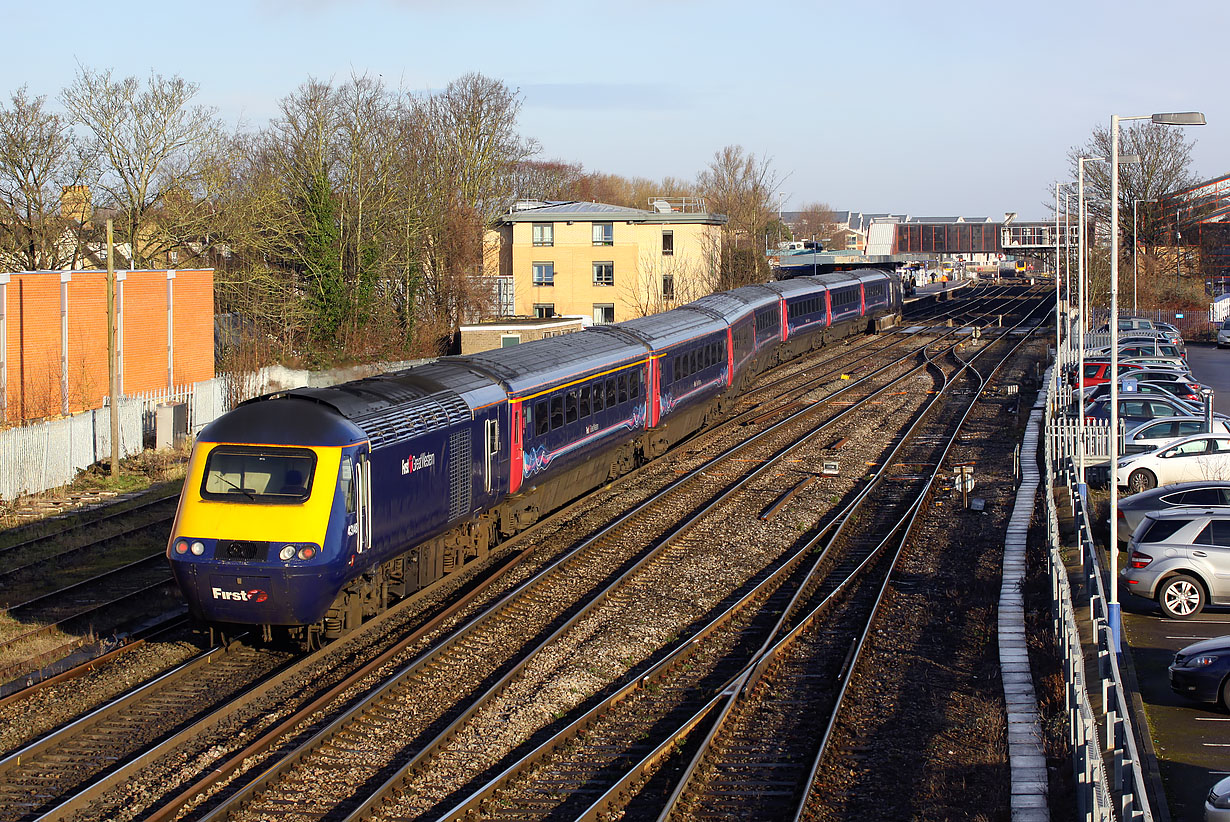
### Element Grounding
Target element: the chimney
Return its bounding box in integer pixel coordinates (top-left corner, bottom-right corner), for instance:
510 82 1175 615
60 185 93 228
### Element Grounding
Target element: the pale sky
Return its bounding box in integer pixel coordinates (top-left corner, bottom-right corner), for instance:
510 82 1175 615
6 0 1225 220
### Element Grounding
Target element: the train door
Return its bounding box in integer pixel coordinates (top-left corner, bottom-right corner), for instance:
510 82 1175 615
341 450 371 556
483 417 500 493
509 400 524 494
355 452 371 554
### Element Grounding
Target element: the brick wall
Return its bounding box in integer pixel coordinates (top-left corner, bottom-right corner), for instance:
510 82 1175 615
1 269 214 424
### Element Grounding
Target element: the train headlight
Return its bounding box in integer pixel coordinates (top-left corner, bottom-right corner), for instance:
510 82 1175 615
190 541 205 556
279 545 296 561
297 546 317 560
174 539 189 554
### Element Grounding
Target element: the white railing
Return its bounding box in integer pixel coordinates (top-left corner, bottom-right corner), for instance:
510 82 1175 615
1044 364 1155 821
0 398 143 501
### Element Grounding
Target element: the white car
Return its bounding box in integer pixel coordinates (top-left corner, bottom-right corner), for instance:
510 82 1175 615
1125 418 1230 453
1218 318 1230 348
1116 433 1230 493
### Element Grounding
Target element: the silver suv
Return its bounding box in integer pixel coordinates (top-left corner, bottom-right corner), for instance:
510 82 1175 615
1121 508 1230 618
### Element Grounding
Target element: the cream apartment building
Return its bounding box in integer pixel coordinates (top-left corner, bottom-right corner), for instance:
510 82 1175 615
488 198 726 324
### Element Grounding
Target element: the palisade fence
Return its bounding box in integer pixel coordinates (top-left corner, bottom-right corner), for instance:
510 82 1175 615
0 377 232 502
1044 371 1154 822
0 359 428 502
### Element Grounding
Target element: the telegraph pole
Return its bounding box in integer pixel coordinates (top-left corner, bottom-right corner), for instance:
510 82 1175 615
107 219 119 476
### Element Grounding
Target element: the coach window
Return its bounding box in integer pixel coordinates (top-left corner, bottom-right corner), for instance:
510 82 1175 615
565 391 578 425
618 374 629 404
606 378 617 408
579 385 591 417
630 369 641 398
592 381 604 413
535 400 549 437
550 395 564 430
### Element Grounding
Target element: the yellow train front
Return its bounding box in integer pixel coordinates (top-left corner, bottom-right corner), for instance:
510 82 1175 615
167 397 371 637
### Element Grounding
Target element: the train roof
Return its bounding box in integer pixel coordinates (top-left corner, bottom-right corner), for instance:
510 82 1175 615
804 272 862 289
684 292 755 322
596 306 729 351
725 284 783 311
452 329 647 395
852 268 893 283
198 396 367 448
761 278 829 298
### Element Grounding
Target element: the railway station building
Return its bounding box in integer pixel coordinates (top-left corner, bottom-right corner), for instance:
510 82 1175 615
486 199 726 325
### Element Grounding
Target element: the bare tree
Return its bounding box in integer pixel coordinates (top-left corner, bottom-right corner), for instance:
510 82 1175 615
61 67 221 269
1065 121 1199 247
790 201 840 247
697 145 780 289
0 86 93 270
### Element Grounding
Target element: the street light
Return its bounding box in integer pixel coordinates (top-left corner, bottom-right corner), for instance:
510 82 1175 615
1055 181 1075 396
1108 111 1206 653
1133 197 1157 313
1075 153 1139 489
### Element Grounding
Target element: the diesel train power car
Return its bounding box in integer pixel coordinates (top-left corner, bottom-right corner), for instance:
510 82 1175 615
167 271 903 645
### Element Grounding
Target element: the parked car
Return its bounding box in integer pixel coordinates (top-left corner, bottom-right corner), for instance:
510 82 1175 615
1126 369 1206 398
1168 634 1230 710
1124 418 1230 455
1087 340 1185 361
1085 381 1203 407
1086 396 1227 429
1218 318 1230 349
1115 433 1230 493
1072 360 1149 388
1097 318 1157 332
1115 480 1230 544
1207 774 1230 820
1120 508 1230 617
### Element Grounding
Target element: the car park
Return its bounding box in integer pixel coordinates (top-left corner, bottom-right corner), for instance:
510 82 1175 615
1120 508 1230 618
1115 433 1230 492
1124 418 1230 455
1115 480 1230 544
1168 634 1230 709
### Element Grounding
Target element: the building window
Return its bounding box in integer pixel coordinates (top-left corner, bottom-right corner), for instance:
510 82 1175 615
532 223 554 246
593 304 614 325
592 222 613 246
500 334 520 347
662 274 675 301
662 230 674 256
533 303 554 318
593 261 614 287
533 262 554 286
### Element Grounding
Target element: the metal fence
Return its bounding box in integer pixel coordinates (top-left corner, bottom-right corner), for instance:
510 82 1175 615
1044 371 1155 821
0 377 233 502
0 398 143 501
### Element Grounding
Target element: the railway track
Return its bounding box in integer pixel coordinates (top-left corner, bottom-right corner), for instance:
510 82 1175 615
422 291 1050 822
4 285 1036 821
167 303 1034 821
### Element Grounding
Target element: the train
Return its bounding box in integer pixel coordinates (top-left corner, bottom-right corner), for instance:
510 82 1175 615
167 270 904 645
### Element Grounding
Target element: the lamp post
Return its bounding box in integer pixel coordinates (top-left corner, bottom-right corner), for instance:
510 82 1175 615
1133 197 1157 314
1108 111 1206 653
1075 156 1107 489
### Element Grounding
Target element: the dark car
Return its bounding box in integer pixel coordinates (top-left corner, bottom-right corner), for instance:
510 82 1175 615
1115 480 1230 544
1169 634 1230 710
1084 395 1217 426
1085 380 1201 406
